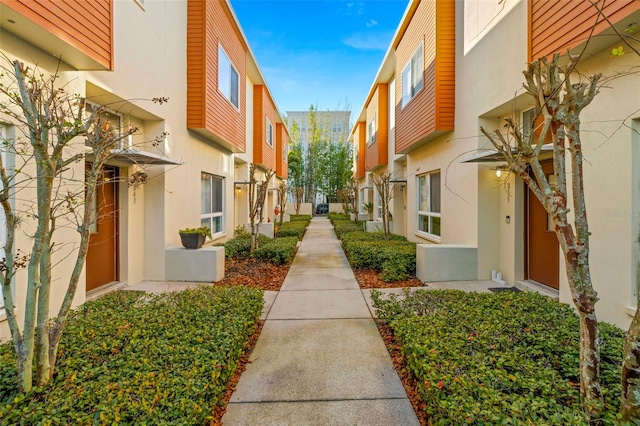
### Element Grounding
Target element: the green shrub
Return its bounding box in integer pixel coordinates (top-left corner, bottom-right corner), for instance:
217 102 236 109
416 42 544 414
252 236 298 265
371 289 625 424
328 212 350 222
216 234 269 260
340 231 407 243
276 221 307 240
332 220 364 238
0 286 264 425
289 214 311 223
342 239 416 282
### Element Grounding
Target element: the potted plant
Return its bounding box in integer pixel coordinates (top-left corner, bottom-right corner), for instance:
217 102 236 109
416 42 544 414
178 226 212 249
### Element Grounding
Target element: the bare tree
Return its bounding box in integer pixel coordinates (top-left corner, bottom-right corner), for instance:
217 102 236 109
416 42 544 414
0 59 166 392
480 52 602 413
277 180 287 225
248 163 274 251
293 187 303 215
372 172 396 240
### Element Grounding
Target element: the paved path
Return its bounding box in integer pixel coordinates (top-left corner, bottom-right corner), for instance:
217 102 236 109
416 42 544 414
222 218 420 425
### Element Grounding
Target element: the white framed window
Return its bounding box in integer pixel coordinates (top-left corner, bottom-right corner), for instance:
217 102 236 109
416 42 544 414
266 118 274 147
201 173 224 237
218 45 239 109
332 123 342 133
283 144 288 163
376 190 382 219
522 107 536 142
367 114 376 145
401 42 424 108
417 171 441 240
359 188 365 213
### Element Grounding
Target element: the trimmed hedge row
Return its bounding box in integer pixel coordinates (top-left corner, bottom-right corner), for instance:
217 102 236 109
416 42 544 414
342 238 416 282
328 212 350 222
0 286 264 425
252 236 299 265
371 289 625 424
275 221 307 240
332 220 364 238
288 214 311 223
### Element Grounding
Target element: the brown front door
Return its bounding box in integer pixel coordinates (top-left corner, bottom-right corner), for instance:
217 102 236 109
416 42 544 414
526 161 559 289
86 165 119 291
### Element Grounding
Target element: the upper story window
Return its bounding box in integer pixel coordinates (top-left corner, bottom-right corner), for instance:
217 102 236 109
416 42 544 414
283 144 288 163
266 118 274 147
367 114 376 145
218 45 239 109
417 170 441 241
401 42 424 108
332 123 342 133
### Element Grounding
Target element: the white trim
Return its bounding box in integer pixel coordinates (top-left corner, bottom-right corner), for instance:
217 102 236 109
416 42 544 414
217 44 240 110
401 42 424 108
266 117 274 148
416 170 441 241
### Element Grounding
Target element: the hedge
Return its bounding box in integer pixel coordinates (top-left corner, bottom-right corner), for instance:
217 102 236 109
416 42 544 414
371 289 625 424
275 221 307 240
332 220 364 238
0 286 264 425
252 236 299 265
328 212 350 222
342 239 416 282
216 234 269 260
288 214 311 223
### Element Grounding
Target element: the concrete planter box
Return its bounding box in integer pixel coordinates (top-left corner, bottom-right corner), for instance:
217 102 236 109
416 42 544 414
416 244 478 282
259 222 274 238
366 220 393 233
165 246 225 282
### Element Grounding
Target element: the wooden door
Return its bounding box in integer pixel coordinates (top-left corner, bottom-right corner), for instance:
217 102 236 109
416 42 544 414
86 165 119 291
526 161 559 289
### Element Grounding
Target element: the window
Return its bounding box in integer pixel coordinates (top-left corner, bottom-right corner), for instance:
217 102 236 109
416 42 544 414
332 123 342 133
359 188 365 213
266 118 274 147
376 191 382 219
417 171 441 240
401 42 424 108
367 114 376 145
522 107 536 142
283 144 288 163
201 173 224 236
218 45 239 109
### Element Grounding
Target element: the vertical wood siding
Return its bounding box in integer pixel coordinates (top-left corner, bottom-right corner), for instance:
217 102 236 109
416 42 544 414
394 0 455 154
187 0 246 152
529 0 640 60
2 0 113 69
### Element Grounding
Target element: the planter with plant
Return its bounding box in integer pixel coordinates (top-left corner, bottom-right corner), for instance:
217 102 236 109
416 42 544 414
179 226 212 249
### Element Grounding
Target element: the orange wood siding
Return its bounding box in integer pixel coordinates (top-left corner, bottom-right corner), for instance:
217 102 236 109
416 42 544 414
276 123 289 179
2 0 113 69
355 122 366 179
187 0 246 152
365 84 389 170
253 85 277 170
394 0 455 154
529 0 640 60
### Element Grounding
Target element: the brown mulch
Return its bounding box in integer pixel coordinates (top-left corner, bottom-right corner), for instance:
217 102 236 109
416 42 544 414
214 257 290 291
376 319 428 426
353 267 424 289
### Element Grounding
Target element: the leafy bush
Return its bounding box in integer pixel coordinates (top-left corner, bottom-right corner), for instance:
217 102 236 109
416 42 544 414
342 239 416 282
328 212 350 222
371 289 625 424
252 236 298 265
216 234 269 260
276 221 307 240
289 214 311 223
340 231 407 243
0 286 264 425
332 220 364 238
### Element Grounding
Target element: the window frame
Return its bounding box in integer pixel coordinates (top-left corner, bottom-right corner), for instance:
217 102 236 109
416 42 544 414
217 44 240 110
266 118 274 148
367 114 376 146
283 143 288 163
201 172 225 238
401 42 424 108
416 170 441 242
85 101 123 148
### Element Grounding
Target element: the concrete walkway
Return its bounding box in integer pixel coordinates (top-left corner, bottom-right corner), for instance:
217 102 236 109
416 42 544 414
222 218 420 425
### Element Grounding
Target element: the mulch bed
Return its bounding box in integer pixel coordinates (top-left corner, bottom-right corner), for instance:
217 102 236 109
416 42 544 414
214 257 290 291
353 267 424 289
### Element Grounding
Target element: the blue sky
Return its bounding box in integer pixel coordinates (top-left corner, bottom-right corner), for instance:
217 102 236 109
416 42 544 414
229 0 409 119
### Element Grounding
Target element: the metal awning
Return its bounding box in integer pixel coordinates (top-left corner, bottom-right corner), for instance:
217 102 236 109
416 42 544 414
460 144 553 163
85 147 182 165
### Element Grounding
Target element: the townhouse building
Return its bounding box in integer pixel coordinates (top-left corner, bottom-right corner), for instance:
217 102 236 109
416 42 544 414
350 0 640 328
0 0 289 339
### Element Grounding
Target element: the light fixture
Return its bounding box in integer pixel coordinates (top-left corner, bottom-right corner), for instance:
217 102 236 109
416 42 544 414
235 186 242 193
495 165 508 178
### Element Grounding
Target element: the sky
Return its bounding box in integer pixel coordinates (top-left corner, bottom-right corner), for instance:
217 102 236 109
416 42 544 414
229 0 409 119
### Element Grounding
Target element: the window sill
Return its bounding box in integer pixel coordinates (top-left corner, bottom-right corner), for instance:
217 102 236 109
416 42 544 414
415 231 441 244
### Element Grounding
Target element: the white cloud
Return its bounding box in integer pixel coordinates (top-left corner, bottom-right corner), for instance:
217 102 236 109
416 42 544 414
366 19 378 28
342 31 392 51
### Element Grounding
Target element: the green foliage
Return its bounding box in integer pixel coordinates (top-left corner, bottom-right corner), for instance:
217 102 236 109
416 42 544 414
0 286 264 424
233 225 250 238
276 221 307 240
328 212 350 222
371 290 625 424
178 226 212 238
289 214 311 223
342 239 416 282
252 236 298 265
216 235 269 260
332 219 364 238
